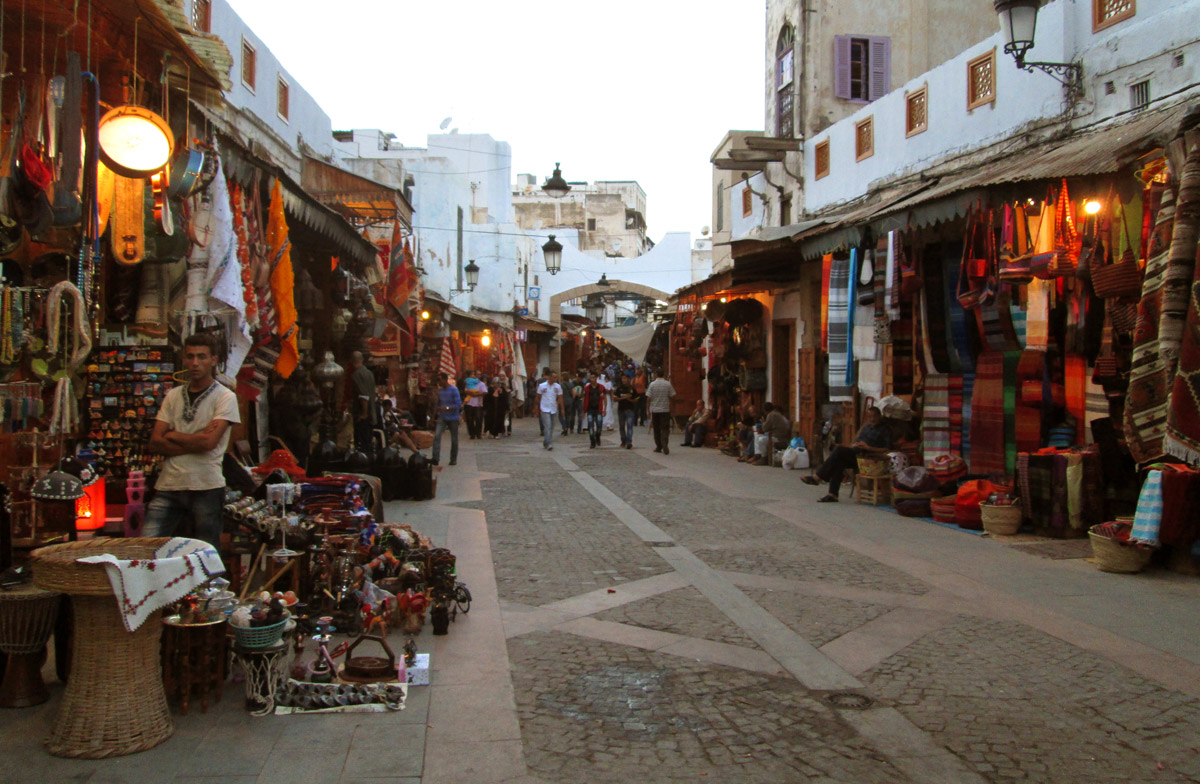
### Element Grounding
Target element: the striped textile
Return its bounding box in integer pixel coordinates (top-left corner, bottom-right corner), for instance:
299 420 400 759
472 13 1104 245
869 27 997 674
439 337 458 379
845 249 859 386
1003 351 1021 475
1128 183 1174 462
1015 351 1044 455
1131 470 1164 546
945 260 976 373
948 374 964 454
1018 453 1033 521
1065 355 1088 447
893 300 915 395
922 373 952 459
969 352 1006 475
827 255 853 401
961 372 976 464
1025 277 1051 350
886 231 901 321
924 242 951 373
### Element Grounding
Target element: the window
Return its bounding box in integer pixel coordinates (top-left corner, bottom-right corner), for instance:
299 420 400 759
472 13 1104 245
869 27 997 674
814 139 831 180
834 35 890 103
1094 0 1135 32
905 85 928 137
776 24 796 137
276 76 289 121
715 185 724 232
967 49 996 110
586 218 596 231
1130 80 1150 111
855 117 874 161
192 0 211 33
241 38 256 92
742 186 753 217
780 194 792 226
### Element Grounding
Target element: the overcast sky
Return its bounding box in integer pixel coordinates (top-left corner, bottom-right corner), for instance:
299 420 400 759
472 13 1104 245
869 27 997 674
226 0 766 242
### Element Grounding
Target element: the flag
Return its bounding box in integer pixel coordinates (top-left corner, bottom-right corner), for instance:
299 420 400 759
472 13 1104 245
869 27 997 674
385 219 416 321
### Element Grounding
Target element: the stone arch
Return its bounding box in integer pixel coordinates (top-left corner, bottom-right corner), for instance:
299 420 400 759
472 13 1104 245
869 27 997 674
549 280 671 372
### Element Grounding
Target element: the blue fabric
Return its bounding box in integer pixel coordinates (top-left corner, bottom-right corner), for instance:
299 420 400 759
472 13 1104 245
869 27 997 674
436 385 463 421
1131 470 1164 546
620 408 635 445
846 248 858 386
541 411 556 448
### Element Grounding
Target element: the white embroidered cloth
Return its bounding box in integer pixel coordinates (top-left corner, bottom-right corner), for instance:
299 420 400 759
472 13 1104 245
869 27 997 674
78 538 226 632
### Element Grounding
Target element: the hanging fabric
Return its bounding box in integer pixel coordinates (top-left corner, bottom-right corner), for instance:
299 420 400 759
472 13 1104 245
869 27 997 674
826 254 853 401
266 180 298 378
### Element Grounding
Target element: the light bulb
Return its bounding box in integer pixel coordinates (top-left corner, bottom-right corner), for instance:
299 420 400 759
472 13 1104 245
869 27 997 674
1084 200 1102 215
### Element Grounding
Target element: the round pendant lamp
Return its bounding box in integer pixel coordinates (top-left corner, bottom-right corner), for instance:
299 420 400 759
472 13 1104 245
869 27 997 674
97 105 174 178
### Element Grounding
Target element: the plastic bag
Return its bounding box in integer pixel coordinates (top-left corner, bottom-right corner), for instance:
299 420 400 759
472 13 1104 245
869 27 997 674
754 433 770 456
782 446 810 470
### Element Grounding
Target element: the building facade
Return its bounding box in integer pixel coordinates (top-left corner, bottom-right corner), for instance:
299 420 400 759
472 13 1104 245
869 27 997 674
513 175 652 259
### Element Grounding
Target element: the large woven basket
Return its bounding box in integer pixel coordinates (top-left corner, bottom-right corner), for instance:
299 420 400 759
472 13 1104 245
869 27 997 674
32 537 174 596
980 502 1022 536
930 496 958 524
1088 524 1152 574
31 537 176 759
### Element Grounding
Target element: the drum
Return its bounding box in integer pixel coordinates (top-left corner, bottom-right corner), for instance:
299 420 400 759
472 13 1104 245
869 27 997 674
0 584 61 707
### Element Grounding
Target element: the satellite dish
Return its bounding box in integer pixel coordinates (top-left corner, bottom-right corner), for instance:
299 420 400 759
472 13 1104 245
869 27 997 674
701 226 711 236
439 117 452 130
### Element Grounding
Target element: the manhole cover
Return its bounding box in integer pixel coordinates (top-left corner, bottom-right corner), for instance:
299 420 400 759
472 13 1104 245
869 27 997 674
823 691 874 710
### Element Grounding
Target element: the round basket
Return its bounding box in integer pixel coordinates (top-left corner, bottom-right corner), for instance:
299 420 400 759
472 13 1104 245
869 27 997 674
1088 525 1152 574
980 502 1022 536
857 457 890 477
930 496 958 524
892 488 939 501
32 537 175 596
232 618 287 649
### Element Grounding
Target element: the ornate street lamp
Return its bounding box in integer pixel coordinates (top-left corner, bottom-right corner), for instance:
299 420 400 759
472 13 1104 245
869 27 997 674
464 260 480 292
597 273 610 288
994 0 1082 89
542 235 563 275
542 163 570 199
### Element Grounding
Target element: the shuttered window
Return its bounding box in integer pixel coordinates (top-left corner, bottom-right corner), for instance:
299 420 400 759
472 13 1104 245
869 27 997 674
241 39 256 92
742 186 753 217
1094 0 1135 31
814 140 831 181
967 49 996 111
776 25 796 137
277 76 290 122
192 0 211 33
855 117 874 162
834 35 890 103
905 85 928 137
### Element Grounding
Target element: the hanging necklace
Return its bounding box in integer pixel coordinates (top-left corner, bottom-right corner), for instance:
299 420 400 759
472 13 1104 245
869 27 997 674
181 381 218 424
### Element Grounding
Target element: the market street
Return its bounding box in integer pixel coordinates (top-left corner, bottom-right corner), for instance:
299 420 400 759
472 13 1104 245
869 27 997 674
3 418 1200 784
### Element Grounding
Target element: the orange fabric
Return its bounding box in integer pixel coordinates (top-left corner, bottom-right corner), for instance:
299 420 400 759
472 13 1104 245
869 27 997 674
267 180 299 378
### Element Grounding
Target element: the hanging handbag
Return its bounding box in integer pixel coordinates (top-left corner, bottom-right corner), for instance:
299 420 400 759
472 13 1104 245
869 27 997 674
1050 179 1080 277
998 203 1033 283
1076 185 1112 283
899 228 923 297
1091 202 1143 299
957 205 995 310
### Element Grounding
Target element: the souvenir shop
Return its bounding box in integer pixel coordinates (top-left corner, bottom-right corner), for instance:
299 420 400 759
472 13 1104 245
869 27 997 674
0 3 466 762
798 120 1200 573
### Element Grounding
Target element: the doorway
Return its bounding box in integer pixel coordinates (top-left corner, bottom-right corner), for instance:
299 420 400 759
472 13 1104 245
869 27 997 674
772 321 795 417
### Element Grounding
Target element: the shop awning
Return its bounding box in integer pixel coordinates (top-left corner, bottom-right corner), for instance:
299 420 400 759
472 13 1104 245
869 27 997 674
595 322 657 363
301 156 413 228
516 315 556 333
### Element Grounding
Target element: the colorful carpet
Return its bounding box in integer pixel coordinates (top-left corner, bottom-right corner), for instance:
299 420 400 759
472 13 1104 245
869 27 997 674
923 373 952 459
827 254 853 401
969 352 1007 475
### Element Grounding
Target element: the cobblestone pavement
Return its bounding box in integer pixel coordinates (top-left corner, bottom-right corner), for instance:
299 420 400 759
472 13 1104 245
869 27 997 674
481 441 1200 783
862 616 1200 783
478 451 670 606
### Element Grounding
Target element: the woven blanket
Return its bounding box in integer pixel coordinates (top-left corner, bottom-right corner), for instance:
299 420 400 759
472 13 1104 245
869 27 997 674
1003 351 1021 474
1158 173 1195 361
846 249 860 386
948 374 964 454
961 372 976 463
923 373 952 459
924 243 951 373
1015 351 1044 455
1131 469 1164 545
1026 277 1051 350
944 259 971 373
1085 374 1108 441
1065 355 1088 447
886 232 901 321
1126 184 1175 462
1160 466 1200 547
827 255 853 401
1018 453 1033 520
969 352 1006 475
1164 143 1200 462
78 538 225 632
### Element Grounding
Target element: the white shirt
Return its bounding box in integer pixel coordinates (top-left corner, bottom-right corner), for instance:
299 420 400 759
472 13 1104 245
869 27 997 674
155 381 241 491
537 381 563 414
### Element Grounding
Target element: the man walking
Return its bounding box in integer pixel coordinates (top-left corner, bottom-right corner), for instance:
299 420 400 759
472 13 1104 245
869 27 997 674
431 373 463 466
537 370 564 450
349 350 377 455
582 372 606 448
646 368 676 455
614 374 636 449
147 332 241 547
463 371 486 440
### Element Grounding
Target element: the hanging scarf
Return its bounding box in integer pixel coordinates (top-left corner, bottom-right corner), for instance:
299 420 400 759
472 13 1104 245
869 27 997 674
826 254 852 401
266 180 299 378
46 280 91 373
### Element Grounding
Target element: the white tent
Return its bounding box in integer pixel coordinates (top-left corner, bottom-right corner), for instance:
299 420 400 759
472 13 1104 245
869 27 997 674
595 322 657 363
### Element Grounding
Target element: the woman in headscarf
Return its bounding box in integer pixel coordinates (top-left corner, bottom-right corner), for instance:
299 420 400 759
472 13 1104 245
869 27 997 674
485 376 510 438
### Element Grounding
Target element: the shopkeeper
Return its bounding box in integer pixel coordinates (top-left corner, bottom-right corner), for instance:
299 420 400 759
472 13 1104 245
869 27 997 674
146 333 241 546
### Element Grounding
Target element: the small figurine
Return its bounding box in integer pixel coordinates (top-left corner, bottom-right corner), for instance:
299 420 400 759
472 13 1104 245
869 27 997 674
403 638 417 667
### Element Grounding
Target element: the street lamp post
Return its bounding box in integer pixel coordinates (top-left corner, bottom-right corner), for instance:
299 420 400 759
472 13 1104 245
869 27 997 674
542 163 570 199
542 235 562 275
994 0 1082 92
454 260 481 293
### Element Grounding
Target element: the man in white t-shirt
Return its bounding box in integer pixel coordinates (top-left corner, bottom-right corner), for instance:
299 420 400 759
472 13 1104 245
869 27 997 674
147 333 241 546
536 370 564 451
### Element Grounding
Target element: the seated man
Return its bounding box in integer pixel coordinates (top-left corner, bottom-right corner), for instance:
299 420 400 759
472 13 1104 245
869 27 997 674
736 415 758 462
802 406 893 502
382 400 422 455
755 402 791 465
682 399 709 447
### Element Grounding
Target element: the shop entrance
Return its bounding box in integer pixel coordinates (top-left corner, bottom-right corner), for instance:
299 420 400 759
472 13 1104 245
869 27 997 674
772 322 795 416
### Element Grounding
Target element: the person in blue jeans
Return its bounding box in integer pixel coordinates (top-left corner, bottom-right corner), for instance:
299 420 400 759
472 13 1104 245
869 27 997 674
581 372 606 448
431 373 462 466
569 374 585 433
614 377 636 449
146 332 241 547
537 371 564 450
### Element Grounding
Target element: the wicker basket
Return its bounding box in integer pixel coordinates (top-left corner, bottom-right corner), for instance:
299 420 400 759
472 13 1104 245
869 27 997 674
930 496 958 524
980 502 1022 536
30 537 177 759
892 488 939 501
1089 524 1152 574
232 618 288 649
857 457 890 477
33 537 174 596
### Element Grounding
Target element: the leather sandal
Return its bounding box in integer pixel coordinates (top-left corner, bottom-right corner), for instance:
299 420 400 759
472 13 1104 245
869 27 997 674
817 494 838 503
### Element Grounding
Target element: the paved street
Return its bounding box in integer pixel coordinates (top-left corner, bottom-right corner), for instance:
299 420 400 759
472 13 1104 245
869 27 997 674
3 417 1200 783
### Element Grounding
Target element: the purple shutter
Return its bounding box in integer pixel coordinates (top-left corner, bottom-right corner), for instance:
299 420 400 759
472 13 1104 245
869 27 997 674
834 36 852 100
869 36 891 101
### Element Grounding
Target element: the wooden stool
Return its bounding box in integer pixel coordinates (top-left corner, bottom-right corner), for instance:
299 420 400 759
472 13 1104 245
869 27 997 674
856 474 892 506
161 617 228 715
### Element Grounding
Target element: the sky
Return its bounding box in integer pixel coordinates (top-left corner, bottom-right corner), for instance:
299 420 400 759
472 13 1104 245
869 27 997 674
225 0 766 241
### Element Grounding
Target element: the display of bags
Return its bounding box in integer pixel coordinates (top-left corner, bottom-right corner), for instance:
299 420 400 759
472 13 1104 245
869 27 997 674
1090 202 1143 298
957 205 996 310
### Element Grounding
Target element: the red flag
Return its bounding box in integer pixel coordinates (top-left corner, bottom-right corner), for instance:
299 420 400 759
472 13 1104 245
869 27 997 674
386 220 415 320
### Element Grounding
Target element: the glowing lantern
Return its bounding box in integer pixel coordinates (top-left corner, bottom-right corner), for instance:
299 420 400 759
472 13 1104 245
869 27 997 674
97 105 174 178
75 479 106 532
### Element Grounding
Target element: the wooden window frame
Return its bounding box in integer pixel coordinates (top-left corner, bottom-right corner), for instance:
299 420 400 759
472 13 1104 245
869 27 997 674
814 139 831 181
741 185 753 217
192 0 211 33
834 35 891 104
905 84 928 137
966 49 996 111
276 75 290 122
241 38 257 93
855 117 874 162
1093 0 1135 32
